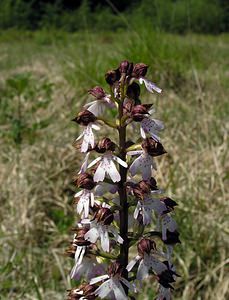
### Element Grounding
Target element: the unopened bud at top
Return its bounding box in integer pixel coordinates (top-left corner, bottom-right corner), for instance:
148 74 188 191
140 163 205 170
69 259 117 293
88 86 106 99
107 261 124 277
95 137 116 153
119 60 133 75
72 110 97 126
105 69 120 85
132 63 148 78
94 207 114 225
75 173 96 190
137 238 157 256
142 138 166 156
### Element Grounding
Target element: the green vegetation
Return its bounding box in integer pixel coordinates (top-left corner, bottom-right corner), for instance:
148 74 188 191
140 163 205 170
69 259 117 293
0 0 228 33
0 28 228 299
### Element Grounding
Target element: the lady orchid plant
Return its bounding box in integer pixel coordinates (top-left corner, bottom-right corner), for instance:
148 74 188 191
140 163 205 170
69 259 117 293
67 61 180 300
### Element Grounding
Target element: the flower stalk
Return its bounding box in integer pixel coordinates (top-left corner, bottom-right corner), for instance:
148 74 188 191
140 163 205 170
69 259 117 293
68 60 180 300
118 93 129 289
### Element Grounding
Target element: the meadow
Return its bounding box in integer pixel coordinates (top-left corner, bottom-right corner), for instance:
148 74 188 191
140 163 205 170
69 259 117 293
0 27 228 299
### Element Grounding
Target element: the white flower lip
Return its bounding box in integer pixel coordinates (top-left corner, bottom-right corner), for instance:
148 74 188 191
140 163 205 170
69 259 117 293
87 153 127 183
90 273 136 300
127 151 157 180
139 77 162 94
84 220 123 252
84 94 114 117
74 189 95 218
76 123 100 153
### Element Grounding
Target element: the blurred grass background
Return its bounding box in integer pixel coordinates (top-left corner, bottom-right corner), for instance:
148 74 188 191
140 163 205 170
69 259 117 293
0 1 228 299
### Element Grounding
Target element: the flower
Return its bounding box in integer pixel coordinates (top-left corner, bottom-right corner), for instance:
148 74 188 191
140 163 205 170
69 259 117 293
127 238 168 281
134 195 168 225
66 227 104 281
161 215 178 242
90 262 136 300
84 86 115 116
73 110 100 153
141 138 166 156
139 77 162 94
127 150 157 180
66 227 92 264
140 114 164 141
74 173 97 218
76 124 100 153
130 104 164 141
127 239 177 296
131 63 162 94
71 256 105 281
83 207 123 252
88 153 127 183
74 190 95 218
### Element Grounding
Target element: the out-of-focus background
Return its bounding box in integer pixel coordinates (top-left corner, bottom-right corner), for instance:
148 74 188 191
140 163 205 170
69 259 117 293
0 1 228 299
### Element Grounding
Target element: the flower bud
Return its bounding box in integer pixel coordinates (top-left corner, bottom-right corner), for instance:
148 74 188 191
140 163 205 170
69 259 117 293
131 105 149 122
132 63 148 78
88 86 106 99
95 137 116 153
75 173 96 190
94 207 114 225
126 82 141 101
119 60 133 75
107 261 124 277
105 69 120 85
72 110 97 126
142 138 166 156
137 238 157 256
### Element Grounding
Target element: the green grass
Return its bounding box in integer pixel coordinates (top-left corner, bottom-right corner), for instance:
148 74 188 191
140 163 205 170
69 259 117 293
0 28 228 299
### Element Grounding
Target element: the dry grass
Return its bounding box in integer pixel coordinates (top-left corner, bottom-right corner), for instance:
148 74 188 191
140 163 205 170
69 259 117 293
0 29 228 299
